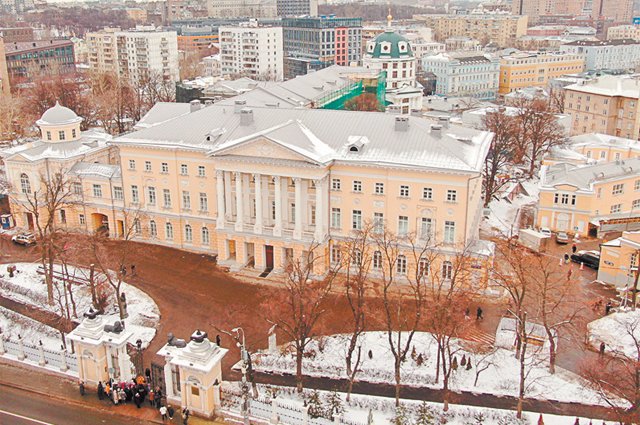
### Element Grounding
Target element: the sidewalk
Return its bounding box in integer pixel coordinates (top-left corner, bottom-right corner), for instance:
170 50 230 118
0 358 226 425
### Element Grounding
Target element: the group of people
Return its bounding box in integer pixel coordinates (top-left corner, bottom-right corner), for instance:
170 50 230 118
97 378 150 408
159 404 191 424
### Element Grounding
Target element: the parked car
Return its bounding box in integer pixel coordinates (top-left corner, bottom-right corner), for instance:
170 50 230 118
539 227 552 237
11 233 36 246
555 232 570 244
570 250 600 269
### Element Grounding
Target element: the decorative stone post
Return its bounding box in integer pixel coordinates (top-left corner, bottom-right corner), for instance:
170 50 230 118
157 329 228 418
17 334 25 360
60 345 69 372
38 340 47 366
270 398 279 424
0 330 5 355
268 325 277 354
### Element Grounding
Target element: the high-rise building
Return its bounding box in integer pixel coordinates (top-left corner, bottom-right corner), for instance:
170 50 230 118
282 16 362 79
0 0 34 15
511 0 583 24
498 51 585 94
0 27 34 43
0 37 9 96
590 0 633 23
207 0 276 18
219 23 284 81
86 27 180 83
277 0 317 17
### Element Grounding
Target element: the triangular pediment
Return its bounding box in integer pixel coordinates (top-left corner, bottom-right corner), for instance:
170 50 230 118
213 136 321 165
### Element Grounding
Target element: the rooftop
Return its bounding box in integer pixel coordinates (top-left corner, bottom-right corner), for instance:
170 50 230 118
564 75 640 98
562 38 640 47
1 129 111 162
4 39 73 54
37 102 82 127
542 158 640 190
569 133 640 151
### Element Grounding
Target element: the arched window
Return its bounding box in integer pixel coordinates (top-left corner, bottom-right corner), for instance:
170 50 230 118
184 224 193 242
201 227 209 245
165 222 173 240
20 173 31 194
150 220 157 237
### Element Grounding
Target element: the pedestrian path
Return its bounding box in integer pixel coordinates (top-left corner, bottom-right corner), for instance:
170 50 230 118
462 326 495 347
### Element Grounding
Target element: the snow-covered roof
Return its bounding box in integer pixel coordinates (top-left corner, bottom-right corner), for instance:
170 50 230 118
1 130 111 162
36 102 83 127
542 158 640 190
70 162 121 179
569 133 640 151
134 103 192 130
115 104 493 173
565 75 640 99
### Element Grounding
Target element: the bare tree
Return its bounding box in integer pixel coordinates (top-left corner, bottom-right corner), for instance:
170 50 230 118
481 108 519 206
264 242 341 392
548 86 566 113
0 95 29 140
463 342 497 386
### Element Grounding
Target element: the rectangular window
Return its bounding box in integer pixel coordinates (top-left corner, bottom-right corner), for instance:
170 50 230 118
612 184 625 195
72 129 77 138
373 251 382 269
332 178 341 191
635 180 640 191
442 261 452 280
374 212 384 233
610 204 622 213
145 161 151 172
310 206 316 225
59 130 65 140
331 208 341 228
79 214 85 225
73 182 83 195
423 187 433 200
129 160 136 170
421 217 432 239
113 186 123 200
398 216 409 235
182 191 191 209
331 245 341 263
396 255 407 274
290 203 296 222
147 187 156 205
59 209 66 224
375 182 384 194
353 180 362 192
199 192 208 211
161 162 169 173
352 210 362 230
131 185 139 203
446 190 457 202
400 185 409 197
444 221 455 243
163 189 171 208
92 184 102 198
180 164 188 175
633 199 640 210
418 257 429 277
198 166 206 177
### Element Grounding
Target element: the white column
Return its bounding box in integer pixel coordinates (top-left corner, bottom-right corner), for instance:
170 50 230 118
216 170 225 229
235 172 244 232
254 173 263 234
274 176 282 237
164 362 174 398
314 178 324 241
294 177 302 240
105 345 114 377
17 335 25 360
224 171 232 220
38 341 47 366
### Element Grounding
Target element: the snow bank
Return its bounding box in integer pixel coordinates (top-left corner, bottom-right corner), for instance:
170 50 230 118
481 178 540 237
0 262 159 349
588 308 640 360
249 332 610 406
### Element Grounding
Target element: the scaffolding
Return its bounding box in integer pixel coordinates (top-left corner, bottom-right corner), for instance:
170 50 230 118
318 71 387 110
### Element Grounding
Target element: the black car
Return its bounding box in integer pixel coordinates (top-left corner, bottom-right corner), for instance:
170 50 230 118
570 250 600 270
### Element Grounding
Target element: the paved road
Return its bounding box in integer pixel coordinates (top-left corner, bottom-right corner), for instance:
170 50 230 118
0 384 152 425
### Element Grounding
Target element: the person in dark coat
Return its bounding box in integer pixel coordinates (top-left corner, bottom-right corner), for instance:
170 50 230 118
572 243 577 254
155 388 163 408
168 405 175 420
182 407 190 425
476 307 483 320
599 342 606 357
605 301 613 315
134 391 142 408
97 381 104 400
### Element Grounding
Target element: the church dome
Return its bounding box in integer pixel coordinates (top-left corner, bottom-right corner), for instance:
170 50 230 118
37 101 83 126
365 29 413 59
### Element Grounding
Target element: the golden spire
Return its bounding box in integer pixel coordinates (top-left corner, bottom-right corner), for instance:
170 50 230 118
387 2 392 28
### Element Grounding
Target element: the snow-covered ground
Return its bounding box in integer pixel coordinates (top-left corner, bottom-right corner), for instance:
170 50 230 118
0 305 63 349
481 179 540 237
588 308 640 360
249 332 614 407
0 262 159 350
221 382 614 425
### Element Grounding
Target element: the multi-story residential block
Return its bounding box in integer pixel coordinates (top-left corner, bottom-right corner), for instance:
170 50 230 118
0 0 34 14
207 0 276 18
4 40 75 85
498 51 585 95
219 23 283 81
3 101 494 280
537 158 640 236
590 0 633 24
563 75 640 140
422 53 500 100
177 27 219 58
125 8 148 22
607 25 640 41
0 27 34 43
282 16 362 79
414 14 528 48
86 27 180 83
511 0 584 25
444 37 480 52
560 39 640 71
277 0 317 17
599 231 640 289
0 37 9 96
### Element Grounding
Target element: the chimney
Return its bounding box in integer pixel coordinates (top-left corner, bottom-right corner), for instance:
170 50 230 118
438 116 449 128
204 100 213 106
240 108 254 125
234 99 247 113
431 124 442 137
394 116 409 131
189 99 201 112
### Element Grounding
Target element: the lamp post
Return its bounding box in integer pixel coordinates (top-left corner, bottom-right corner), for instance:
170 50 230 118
232 327 250 425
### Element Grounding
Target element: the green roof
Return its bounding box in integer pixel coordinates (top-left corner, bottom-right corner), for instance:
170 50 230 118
367 29 413 59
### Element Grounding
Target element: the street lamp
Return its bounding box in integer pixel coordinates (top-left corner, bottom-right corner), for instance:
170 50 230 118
233 327 250 425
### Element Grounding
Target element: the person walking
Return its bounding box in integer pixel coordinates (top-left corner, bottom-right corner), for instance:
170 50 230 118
599 342 606 357
182 407 190 425
149 389 155 406
605 301 613 315
131 264 136 276
78 380 85 396
572 243 577 254
168 405 175 420
97 381 104 400
155 388 163 408
476 307 483 320
112 386 120 405
134 391 142 408
160 405 168 421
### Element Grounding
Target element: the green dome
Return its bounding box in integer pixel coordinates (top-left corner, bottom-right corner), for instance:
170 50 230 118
365 29 413 59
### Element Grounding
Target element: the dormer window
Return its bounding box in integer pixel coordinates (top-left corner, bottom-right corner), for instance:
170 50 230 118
380 42 391 53
349 145 360 153
398 42 408 53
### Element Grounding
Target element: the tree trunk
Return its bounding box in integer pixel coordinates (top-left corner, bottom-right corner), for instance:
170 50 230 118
546 328 556 374
441 347 449 412
116 289 125 320
296 348 304 393
517 337 528 419
89 264 98 310
435 341 441 384
394 358 401 407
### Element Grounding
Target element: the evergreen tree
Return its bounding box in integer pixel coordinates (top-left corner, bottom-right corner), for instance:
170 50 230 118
461 355 467 366
414 401 436 425
393 404 409 425
307 390 325 419
325 389 344 420
466 359 472 370
451 356 458 371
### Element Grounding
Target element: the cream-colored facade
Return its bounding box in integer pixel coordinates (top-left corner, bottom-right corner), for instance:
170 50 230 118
564 75 640 141
414 14 528 48
499 51 585 95
607 25 640 42
598 231 640 290
4 101 495 279
0 36 10 96
536 159 640 237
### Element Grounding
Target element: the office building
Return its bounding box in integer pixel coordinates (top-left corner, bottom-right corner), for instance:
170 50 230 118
277 0 317 17
219 23 284 81
423 53 500 100
207 0 276 18
511 0 584 25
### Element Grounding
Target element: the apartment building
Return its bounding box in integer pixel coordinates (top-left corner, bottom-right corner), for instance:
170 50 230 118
511 0 583 25
3 101 494 280
219 23 283 81
0 37 9 95
177 27 219 58
498 51 585 95
277 0 317 17
4 39 75 84
608 25 640 41
599 231 640 289
282 16 362 79
414 14 528 48
86 27 180 83
590 0 633 24
563 75 640 140
537 158 640 236
207 0 276 18
422 53 500 100
560 39 640 71
0 27 34 43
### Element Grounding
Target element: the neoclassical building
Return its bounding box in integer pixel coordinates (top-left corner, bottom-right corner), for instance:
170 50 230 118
4 101 494 278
